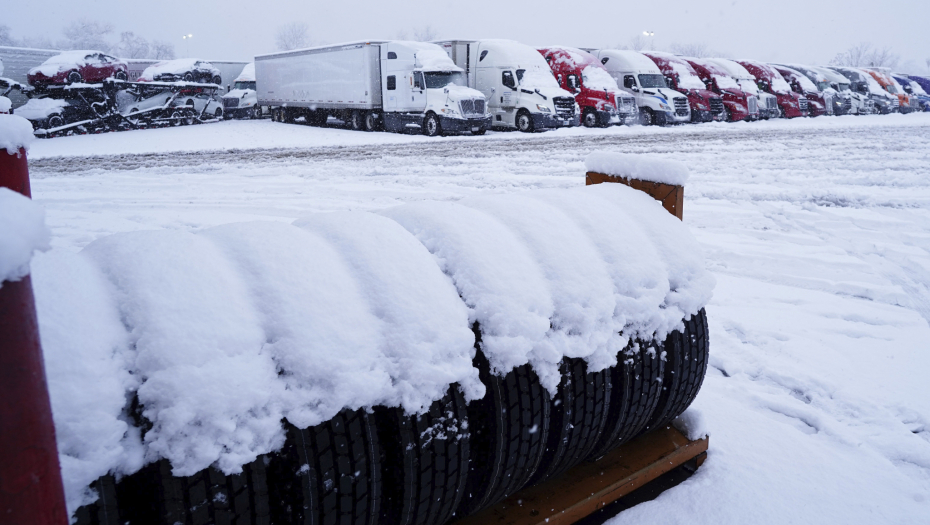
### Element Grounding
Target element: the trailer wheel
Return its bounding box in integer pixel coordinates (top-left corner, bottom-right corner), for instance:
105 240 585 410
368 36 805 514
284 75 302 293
583 109 598 128
67 70 83 84
375 387 469 525
646 308 709 431
588 338 666 459
363 111 379 132
423 112 442 136
457 345 550 518
527 358 611 486
170 110 183 126
516 110 534 132
350 110 364 131
267 409 381 525
114 456 272 525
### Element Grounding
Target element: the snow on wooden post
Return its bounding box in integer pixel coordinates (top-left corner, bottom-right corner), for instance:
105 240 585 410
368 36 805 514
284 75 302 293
0 114 68 525
584 151 688 220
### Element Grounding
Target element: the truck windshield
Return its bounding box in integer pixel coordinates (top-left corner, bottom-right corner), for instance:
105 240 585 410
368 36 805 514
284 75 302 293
816 81 831 91
423 71 466 89
234 81 256 90
885 85 898 94
638 74 667 88
837 83 850 92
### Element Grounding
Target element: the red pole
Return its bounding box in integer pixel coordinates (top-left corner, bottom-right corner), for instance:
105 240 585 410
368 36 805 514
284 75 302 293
0 147 68 525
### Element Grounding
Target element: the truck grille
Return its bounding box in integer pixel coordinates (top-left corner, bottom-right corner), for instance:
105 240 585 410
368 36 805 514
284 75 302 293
709 97 724 114
798 97 809 112
223 97 240 109
459 98 486 117
748 96 758 113
553 96 575 118
765 96 778 109
673 96 688 116
842 97 852 111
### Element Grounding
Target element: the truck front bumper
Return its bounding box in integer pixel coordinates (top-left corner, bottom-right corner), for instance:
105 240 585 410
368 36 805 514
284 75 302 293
532 112 578 129
439 115 493 133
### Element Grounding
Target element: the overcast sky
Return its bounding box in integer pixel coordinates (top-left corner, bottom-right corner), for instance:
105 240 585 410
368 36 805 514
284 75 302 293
5 0 930 72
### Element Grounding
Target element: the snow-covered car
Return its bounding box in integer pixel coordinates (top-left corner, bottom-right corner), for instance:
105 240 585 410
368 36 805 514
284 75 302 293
27 51 128 87
171 87 224 123
140 59 222 84
221 63 262 119
14 92 111 131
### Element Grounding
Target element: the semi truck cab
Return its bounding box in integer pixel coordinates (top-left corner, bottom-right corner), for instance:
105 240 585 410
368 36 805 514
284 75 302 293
707 58 779 119
437 39 579 132
683 57 758 122
643 52 724 123
593 49 690 126
814 66 870 115
831 67 898 114
222 63 262 119
772 65 832 116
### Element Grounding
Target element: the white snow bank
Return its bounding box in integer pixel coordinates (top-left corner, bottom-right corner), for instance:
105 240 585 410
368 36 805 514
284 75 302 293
0 188 49 283
0 96 10 114
32 250 142 516
81 230 286 476
0 113 35 153
585 151 690 186
13 98 68 122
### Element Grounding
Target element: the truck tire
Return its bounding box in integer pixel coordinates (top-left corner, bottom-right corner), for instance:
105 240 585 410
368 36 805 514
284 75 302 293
423 112 442 137
73 475 119 525
375 387 469 525
251 107 262 119
645 308 709 431
587 338 666 459
114 456 271 525
267 409 381 525
457 343 550 518
583 109 598 128
364 111 379 132
516 110 534 132
526 358 610 486
350 110 363 131
640 107 655 126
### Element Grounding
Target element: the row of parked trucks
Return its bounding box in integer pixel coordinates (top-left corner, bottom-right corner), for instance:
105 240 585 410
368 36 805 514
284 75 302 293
2 41 929 137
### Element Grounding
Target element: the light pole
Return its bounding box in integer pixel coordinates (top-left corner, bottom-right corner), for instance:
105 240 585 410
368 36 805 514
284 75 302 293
182 33 193 56
643 30 655 50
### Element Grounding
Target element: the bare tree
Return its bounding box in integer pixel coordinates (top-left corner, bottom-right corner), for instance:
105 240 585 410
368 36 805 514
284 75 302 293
0 25 16 46
831 42 899 69
275 22 310 51
114 31 149 59
151 41 176 60
623 34 648 51
867 46 899 69
669 42 711 58
62 19 114 51
412 25 438 42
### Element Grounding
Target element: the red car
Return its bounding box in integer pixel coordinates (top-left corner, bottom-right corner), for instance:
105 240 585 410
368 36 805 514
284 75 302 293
682 57 758 122
734 59 808 118
642 51 724 123
27 51 128 88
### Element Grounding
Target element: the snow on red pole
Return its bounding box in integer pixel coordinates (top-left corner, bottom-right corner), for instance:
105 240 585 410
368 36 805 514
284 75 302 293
0 115 68 525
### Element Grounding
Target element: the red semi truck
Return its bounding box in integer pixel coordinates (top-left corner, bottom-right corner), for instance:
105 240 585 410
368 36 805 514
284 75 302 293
537 46 637 126
735 59 808 118
682 57 758 122
772 64 831 117
642 51 724 123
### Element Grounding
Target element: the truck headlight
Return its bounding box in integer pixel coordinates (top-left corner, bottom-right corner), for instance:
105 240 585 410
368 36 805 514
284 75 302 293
660 104 671 110
536 104 551 112
440 107 458 115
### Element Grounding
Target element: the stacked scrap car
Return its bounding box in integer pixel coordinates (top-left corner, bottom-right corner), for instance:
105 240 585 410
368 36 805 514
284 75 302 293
140 58 222 85
643 51 724 123
27 50 128 88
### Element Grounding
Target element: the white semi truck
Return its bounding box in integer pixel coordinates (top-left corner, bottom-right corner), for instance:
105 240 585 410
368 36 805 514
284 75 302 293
222 63 262 119
435 39 579 132
590 49 691 126
255 41 491 136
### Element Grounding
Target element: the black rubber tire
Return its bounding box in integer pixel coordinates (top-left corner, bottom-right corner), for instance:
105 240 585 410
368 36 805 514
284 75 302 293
583 109 598 128
47 114 64 129
423 112 442 136
526 358 610 486
67 70 82 84
114 456 271 525
73 475 119 525
645 308 709 431
376 387 469 525
457 341 550 518
363 111 379 131
183 72 194 82
587 338 666 459
212 75 222 86
267 409 381 525
114 70 128 81
640 107 655 126
516 109 534 132
350 110 363 131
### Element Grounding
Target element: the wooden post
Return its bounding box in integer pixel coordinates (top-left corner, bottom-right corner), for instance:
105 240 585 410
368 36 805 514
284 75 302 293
586 171 684 220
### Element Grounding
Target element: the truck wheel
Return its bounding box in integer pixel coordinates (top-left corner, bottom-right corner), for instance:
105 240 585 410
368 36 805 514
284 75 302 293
350 110 363 131
588 338 666 459
583 109 598 128
526 358 611 486
423 112 442 136
67 70 83 84
457 344 549 517
267 410 381 525
115 456 272 525
646 308 709 431
640 107 655 126
251 107 262 119
363 111 379 132
375 387 469 525
516 110 534 132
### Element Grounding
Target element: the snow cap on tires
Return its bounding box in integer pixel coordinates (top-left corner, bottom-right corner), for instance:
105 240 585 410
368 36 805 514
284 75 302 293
585 151 689 186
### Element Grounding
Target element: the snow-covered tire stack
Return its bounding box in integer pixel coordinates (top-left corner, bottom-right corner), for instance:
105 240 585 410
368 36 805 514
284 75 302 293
525 358 612 486
646 308 710 431
456 344 551 517
267 409 381 525
375 388 469 525
112 456 271 525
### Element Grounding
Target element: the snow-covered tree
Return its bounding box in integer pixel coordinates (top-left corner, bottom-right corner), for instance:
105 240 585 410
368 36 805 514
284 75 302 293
151 41 176 60
831 43 899 69
62 19 114 51
669 42 711 58
275 23 310 51
0 25 16 46
114 31 149 59
412 26 438 42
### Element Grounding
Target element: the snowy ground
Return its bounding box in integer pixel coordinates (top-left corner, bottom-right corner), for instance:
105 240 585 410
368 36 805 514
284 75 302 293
27 114 930 522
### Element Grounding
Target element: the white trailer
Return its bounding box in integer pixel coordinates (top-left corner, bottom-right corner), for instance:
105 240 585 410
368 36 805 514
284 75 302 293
436 39 579 132
256 41 491 136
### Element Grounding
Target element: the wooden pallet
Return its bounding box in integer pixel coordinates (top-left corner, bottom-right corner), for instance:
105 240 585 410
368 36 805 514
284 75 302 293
453 425 708 525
